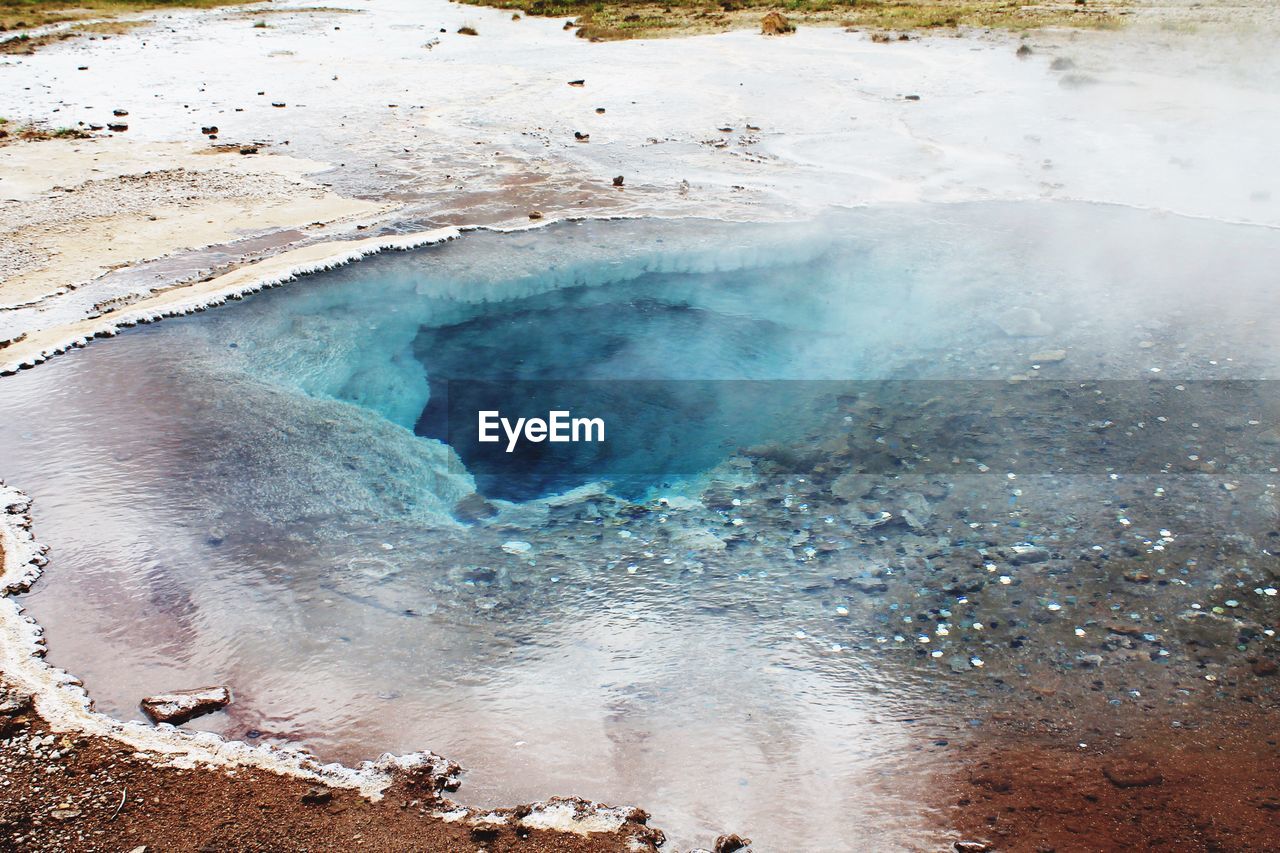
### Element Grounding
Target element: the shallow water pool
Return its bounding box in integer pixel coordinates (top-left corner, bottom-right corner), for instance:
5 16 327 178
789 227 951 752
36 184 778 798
3 203 1280 850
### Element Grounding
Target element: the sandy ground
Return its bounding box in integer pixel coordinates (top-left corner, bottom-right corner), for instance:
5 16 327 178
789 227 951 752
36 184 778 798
0 140 391 310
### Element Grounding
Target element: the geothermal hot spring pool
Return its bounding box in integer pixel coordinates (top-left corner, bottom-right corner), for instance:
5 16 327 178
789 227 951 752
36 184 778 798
3 203 1280 850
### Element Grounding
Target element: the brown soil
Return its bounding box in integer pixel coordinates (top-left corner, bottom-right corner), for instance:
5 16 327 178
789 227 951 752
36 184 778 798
0 685 660 852
943 671 1280 852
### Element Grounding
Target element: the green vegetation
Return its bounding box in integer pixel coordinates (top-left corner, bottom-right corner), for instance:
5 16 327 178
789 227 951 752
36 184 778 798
0 119 93 142
0 15 148 52
0 0 262 33
457 0 1128 39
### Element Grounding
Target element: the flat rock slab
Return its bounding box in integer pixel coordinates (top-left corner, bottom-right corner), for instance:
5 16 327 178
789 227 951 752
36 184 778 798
140 686 232 725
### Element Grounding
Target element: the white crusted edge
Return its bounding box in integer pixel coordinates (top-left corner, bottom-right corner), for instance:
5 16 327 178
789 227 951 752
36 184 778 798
0 479 446 797
0 228 462 377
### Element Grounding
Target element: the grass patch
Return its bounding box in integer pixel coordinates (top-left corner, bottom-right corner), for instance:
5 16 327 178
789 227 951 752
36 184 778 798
456 0 1130 40
1 16 145 51
0 119 94 143
0 0 264 34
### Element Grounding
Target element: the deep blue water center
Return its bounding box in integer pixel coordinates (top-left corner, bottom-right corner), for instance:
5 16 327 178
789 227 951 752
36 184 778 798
141 205 1280 507
409 279 813 500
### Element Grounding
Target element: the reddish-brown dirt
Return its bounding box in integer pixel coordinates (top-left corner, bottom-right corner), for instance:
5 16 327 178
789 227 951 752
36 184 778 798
0 681 661 852
943 668 1280 852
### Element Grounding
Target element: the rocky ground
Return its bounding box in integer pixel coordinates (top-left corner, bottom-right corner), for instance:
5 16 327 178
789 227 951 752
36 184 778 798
0 681 663 853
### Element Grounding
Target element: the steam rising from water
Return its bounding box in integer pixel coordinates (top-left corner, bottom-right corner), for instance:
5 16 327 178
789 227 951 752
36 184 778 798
2 203 1279 849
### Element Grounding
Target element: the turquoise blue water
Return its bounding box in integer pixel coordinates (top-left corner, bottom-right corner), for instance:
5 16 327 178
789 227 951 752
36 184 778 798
2 203 1279 850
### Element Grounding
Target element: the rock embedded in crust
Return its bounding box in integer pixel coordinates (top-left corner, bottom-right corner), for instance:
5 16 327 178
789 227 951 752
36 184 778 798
140 685 231 725
0 687 34 738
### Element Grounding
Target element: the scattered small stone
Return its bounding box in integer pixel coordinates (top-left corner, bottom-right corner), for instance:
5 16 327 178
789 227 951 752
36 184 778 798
715 833 752 853
1252 658 1278 677
112 108 128 116
574 131 590 142
1029 349 1067 364
1016 44 1033 58
904 94 921 101
568 79 585 87
272 102 287 108
107 123 128 132
200 125 218 135
1009 543 1049 565
238 146 259 155
528 210 544 220
0 687 33 717
457 25 478 36
612 175 625 186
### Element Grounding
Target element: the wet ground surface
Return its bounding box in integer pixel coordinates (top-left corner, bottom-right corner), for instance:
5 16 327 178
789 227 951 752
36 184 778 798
1 203 1279 849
